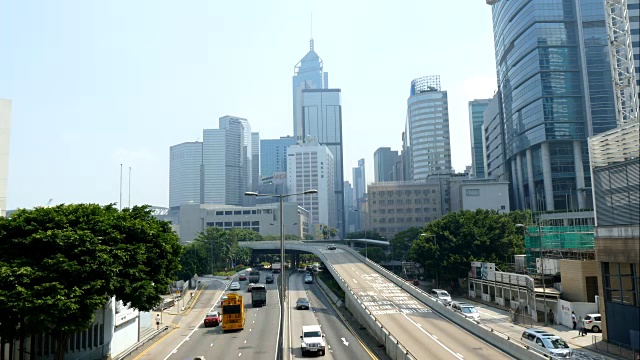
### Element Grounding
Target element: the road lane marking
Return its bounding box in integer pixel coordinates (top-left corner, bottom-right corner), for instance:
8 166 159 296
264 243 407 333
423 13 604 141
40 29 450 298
403 314 463 359
341 337 349 346
238 353 241 356
353 279 358 283
210 343 213 346
457 353 464 358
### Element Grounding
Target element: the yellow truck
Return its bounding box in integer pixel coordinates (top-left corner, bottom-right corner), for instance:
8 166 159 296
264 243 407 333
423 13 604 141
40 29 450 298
221 293 245 332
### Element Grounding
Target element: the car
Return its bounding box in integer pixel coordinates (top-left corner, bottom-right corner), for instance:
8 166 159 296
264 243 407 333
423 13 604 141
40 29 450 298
305 265 313 272
298 267 306 273
203 311 220 327
451 302 480 320
304 274 313 284
327 244 337 250
431 289 452 305
521 328 572 358
247 283 256 292
238 273 247 281
229 281 241 291
296 297 310 310
583 313 601 333
300 325 326 356
220 295 228 306
266 274 274 284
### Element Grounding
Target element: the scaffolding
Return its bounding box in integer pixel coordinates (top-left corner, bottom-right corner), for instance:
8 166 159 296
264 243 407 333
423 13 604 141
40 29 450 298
524 226 596 273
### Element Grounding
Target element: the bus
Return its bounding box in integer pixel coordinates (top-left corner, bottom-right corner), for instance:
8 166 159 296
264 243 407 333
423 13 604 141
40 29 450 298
221 293 245 332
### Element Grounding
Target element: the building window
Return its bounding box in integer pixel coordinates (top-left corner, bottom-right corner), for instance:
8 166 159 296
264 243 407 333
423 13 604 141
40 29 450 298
216 211 224 216
466 189 480 196
603 263 638 306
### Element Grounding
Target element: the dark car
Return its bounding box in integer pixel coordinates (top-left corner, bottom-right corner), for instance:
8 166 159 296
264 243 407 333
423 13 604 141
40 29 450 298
239 273 247 281
203 311 220 327
296 298 310 310
266 274 274 284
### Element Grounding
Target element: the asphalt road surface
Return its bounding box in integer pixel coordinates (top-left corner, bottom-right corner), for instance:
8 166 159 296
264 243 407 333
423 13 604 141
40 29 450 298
320 247 513 360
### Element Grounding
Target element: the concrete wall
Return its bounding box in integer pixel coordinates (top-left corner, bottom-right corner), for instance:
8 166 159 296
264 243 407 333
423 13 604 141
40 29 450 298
559 259 598 302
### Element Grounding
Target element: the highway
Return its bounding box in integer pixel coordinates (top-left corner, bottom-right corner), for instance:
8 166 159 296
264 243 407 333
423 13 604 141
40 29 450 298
287 271 377 360
319 247 513 360
157 270 280 360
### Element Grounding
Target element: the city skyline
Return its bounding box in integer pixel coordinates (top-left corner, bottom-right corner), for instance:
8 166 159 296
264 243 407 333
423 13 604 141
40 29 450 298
1 1 497 209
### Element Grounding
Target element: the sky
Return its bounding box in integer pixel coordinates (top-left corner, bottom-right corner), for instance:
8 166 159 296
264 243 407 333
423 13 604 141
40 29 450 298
1 0 498 210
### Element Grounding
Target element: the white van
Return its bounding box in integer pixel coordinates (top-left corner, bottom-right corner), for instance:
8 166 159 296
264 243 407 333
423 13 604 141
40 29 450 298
431 289 452 305
520 328 572 358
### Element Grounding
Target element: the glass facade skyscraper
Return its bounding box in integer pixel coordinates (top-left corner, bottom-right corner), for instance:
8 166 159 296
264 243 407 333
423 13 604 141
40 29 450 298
260 136 296 180
468 99 490 179
169 141 203 210
491 0 617 212
293 39 328 143
406 76 452 179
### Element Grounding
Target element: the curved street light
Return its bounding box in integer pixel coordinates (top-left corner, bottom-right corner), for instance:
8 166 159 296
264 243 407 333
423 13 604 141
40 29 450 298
244 189 318 360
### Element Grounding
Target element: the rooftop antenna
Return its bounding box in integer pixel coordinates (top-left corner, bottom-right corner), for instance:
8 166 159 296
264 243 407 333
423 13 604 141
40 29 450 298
310 12 314 51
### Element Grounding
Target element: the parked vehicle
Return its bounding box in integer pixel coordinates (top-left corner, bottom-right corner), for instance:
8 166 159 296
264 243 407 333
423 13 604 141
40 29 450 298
229 281 241 291
300 325 326 356
583 313 601 333
203 311 221 327
520 328 572 358
251 285 267 307
451 301 480 320
296 298 310 310
431 289 452 305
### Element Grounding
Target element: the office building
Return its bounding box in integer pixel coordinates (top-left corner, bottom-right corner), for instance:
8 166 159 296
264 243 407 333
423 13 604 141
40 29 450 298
630 0 639 97
374 147 399 183
0 99 11 217
174 203 310 243
292 38 329 143
299 88 345 236
169 142 203 210
405 76 452 179
469 99 491 179
343 181 357 233
353 159 366 204
203 117 245 206
260 136 296 181
448 178 510 213
251 132 260 190
220 116 252 191
286 142 334 230
482 91 507 181
490 0 617 212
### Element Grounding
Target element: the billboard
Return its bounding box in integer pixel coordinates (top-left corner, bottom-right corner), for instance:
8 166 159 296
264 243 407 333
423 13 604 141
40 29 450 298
272 172 287 184
470 262 495 281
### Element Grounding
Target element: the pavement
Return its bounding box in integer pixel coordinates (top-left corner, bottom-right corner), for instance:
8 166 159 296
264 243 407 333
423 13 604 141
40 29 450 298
412 282 627 360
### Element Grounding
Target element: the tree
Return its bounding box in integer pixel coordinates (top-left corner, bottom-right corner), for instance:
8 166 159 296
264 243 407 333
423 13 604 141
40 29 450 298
0 204 183 360
408 210 528 288
359 247 386 263
390 227 422 261
346 230 384 240
320 225 338 240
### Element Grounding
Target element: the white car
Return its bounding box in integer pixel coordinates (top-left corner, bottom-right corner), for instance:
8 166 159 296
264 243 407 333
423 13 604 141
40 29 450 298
304 274 313 284
521 328 572 358
229 281 241 291
451 301 480 320
583 313 601 333
431 289 452 305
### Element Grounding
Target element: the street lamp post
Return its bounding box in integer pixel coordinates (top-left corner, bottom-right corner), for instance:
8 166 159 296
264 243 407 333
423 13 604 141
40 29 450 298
245 189 318 360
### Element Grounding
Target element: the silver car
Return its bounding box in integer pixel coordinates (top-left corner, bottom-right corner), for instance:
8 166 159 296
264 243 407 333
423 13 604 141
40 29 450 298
229 281 241 291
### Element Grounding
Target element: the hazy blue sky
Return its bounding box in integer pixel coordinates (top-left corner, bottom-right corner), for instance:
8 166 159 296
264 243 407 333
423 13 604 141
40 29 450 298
1 0 497 209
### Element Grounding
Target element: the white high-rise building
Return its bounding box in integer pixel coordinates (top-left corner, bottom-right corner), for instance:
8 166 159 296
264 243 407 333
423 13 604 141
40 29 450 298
220 116 252 191
286 142 334 230
251 132 260 190
0 99 11 217
169 142 203 209
203 117 244 206
406 76 452 179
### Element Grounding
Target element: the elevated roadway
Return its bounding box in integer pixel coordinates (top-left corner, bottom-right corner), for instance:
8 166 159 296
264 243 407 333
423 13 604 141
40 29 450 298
242 241 512 360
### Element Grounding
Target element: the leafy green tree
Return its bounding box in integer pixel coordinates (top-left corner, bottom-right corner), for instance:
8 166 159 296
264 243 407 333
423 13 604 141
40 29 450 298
320 225 338 239
0 204 182 360
230 228 263 242
408 210 528 287
346 230 384 240
390 227 422 261
359 246 387 263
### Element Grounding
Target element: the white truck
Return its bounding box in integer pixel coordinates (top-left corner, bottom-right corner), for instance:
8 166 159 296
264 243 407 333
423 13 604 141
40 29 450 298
300 325 326 356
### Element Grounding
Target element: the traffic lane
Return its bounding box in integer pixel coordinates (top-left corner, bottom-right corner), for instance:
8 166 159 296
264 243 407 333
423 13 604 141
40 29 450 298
288 272 333 359
166 287 280 360
324 258 511 360
304 273 376 360
134 281 227 360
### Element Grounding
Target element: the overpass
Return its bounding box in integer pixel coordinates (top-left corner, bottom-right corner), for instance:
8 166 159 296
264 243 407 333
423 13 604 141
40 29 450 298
240 241 547 360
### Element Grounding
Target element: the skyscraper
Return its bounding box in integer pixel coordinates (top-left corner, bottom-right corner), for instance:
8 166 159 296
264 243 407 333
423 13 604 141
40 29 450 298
220 115 252 192
482 91 507 181
352 159 366 205
287 142 334 229
251 132 260 190
260 136 296 180
373 147 399 183
203 117 245 206
630 0 639 97
406 76 452 179
0 99 11 217
469 99 491 179
491 0 617 211
169 141 203 210
300 88 345 236
292 38 328 143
